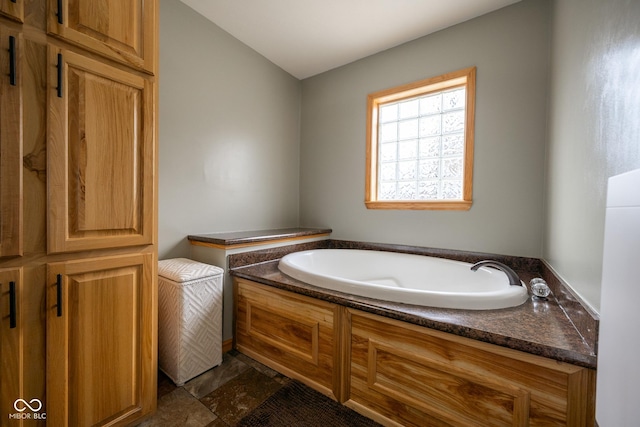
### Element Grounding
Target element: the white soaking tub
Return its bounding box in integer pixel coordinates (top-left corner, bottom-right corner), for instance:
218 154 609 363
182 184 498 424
278 249 528 310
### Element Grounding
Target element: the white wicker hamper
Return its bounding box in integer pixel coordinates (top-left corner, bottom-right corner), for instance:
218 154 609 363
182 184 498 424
157 258 224 386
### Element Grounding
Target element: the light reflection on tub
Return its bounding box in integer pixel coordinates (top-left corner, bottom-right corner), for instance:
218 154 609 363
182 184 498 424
278 249 529 310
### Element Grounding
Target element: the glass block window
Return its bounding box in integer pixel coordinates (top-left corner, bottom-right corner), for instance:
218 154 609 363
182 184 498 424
365 67 476 210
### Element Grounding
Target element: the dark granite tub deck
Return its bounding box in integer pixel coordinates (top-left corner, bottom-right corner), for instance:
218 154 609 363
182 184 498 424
229 239 598 369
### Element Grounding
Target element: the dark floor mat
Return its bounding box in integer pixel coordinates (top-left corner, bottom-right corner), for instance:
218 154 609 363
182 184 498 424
236 380 383 427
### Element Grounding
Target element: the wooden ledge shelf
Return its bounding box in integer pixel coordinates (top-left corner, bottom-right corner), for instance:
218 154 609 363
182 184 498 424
188 227 332 250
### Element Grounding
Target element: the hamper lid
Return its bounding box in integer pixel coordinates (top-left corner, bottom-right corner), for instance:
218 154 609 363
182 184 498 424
158 258 223 282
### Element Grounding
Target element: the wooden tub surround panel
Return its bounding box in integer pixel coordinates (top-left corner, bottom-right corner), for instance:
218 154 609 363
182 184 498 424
360 339 530 426
347 310 595 427
246 303 320 365
235 279 341 400
234 278 596 427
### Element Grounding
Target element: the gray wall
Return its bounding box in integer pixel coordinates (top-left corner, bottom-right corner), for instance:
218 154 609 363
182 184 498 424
158 0 301 259
544 0 640 311
159 0 640 313
299 0 550 258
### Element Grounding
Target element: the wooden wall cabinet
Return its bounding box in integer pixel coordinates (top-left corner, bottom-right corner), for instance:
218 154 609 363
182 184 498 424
0 20 25 423
47 0 156 74
235 279 342 399
0 9 45 423
0 1 158 425
234 279 596 426
47 46 155 254
0 26 23 258
46 254 156 426
43 2 158 424
0 268 22 425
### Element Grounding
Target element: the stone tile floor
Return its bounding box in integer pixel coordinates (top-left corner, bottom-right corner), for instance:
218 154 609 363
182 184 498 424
136 350 291 426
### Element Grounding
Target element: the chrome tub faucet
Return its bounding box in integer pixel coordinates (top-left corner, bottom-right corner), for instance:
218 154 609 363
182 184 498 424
470 260 523 287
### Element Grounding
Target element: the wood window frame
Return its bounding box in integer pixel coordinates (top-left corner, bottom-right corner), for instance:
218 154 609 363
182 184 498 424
365 67 476 210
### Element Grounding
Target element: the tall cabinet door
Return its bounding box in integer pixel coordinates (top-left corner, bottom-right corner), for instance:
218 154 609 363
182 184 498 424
48 47 155 253
47 0 156 73
46 253 156 426
0 27 23 258
0 268 23 425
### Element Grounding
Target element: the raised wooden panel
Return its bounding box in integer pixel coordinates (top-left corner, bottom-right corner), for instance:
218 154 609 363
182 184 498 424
46 253 156 426
246 303 320 364
0 268 23 425
0 0 24 22
48 47 155 253
235 279 338 397
348 310 596 427
0 27 23 258
47 0 157 73
366 339 530 426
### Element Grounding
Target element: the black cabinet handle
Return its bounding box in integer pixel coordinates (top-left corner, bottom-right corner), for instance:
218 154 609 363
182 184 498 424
56 53 62 98
9 282 16 329
11 0 17 3
56 274 62 317
8 36 16 86
56 0 63 24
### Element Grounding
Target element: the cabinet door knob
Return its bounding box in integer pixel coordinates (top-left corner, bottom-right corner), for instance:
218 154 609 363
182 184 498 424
8 35 16 86
9 281 17 329
56 274 63 317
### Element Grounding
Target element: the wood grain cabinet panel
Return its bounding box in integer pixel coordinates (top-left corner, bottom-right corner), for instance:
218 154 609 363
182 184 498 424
46 253 156 426
48 46 155 253
0 0 24 22
0 26 23 258
347 310 596 427
0 3 157 426
364 339 531 426
235 279 340 399
0 268 23 425
47 0 157 74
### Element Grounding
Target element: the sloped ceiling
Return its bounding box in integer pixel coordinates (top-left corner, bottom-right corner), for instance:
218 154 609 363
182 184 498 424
179 0 522 79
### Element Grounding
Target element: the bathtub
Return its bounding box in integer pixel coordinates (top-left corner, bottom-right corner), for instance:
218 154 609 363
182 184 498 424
278 249 529 310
